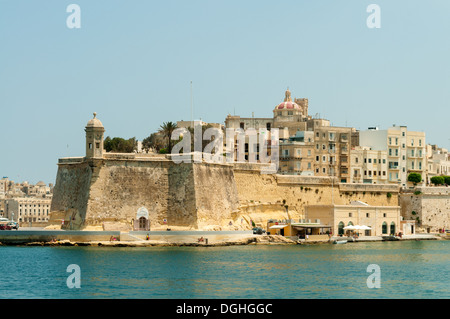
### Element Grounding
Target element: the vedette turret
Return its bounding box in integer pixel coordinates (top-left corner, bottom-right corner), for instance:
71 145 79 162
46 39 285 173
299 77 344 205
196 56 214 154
85 112 105 158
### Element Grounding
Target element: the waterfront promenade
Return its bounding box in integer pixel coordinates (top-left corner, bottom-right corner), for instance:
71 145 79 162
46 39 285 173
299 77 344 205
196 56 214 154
0 228 445 246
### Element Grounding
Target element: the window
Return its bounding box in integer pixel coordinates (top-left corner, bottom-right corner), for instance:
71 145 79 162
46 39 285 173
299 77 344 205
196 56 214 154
307 163 311 169
96 143 100 149
323 168 326 173
89 143 93 149
338 222 345 235
316 156 319 162
266 123 271 130
240 122 245 129
368 158 372 163
349 213 353 217
382 222 387 234
419 139 422 146
366 213 370 218
390 222 396 235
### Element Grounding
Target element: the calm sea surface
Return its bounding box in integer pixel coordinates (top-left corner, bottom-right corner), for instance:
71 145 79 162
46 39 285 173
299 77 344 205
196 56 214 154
0 241 448 299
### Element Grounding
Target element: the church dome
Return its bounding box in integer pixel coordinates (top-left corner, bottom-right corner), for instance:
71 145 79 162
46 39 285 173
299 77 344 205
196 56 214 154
86 112 104 128
276 101 300 110
275 88 300 110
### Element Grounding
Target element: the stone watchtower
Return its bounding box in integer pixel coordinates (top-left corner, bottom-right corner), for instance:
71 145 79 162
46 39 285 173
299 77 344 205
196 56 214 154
85 112 105 159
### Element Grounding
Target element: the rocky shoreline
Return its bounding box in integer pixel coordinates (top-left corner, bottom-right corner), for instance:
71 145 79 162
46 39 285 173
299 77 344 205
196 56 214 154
0 234 446 247
0 235 298 247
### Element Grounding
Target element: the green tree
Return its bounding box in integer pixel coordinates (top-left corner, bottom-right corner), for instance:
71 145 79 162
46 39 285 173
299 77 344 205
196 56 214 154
430 176 445 185
142 132 165 153
444 176 450 185
159 121 178 154
104 136 137 153
407 173 422 186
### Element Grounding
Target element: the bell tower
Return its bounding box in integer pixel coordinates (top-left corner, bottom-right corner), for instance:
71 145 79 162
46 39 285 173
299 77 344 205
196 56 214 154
85 112 105 159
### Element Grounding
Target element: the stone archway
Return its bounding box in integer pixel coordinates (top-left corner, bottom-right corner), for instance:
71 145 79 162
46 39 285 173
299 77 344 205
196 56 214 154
134 207 150 231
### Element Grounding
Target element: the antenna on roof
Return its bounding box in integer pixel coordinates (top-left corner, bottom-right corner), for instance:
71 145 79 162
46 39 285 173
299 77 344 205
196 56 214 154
190 81 194 128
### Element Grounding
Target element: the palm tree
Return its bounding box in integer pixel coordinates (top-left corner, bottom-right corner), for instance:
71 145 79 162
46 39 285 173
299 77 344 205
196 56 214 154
159 121 178 153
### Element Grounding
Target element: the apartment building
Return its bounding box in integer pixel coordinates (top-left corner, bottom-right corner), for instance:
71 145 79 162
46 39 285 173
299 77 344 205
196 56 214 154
350 146 388 184
359 125 426 187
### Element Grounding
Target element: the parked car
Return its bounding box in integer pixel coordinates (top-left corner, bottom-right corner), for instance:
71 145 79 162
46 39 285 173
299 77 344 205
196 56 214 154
7 221 19 230
252 227 266 235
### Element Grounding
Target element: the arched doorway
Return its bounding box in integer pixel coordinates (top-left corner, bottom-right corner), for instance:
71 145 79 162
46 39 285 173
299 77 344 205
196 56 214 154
134 207 150 231
390 222 396 235
382 222 387 234
338 222 345 236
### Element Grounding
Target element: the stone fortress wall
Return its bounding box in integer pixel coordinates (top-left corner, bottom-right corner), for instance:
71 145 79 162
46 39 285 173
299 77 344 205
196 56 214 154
399 187 450 232
51 156 400 231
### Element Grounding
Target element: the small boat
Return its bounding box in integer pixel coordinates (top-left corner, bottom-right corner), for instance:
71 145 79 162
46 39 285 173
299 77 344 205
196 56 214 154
333 240 348 244
382 235 400 241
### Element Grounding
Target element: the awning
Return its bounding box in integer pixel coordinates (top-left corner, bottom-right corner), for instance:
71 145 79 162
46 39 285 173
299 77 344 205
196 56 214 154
269 225 289 229
292 224 331 228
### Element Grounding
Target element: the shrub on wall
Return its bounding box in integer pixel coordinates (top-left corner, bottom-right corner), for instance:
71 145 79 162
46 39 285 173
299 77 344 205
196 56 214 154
430 176 445 185
407 172 422 186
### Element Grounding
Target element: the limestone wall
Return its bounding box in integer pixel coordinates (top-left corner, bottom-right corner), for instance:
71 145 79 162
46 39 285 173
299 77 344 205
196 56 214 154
51 157 401 231
86 159 173 229
193 162 240 229
51 161 92 228
233 168 398 216
399 187 450 231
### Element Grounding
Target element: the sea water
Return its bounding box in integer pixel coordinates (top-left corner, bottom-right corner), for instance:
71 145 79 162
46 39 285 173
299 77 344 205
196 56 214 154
0 240 448 299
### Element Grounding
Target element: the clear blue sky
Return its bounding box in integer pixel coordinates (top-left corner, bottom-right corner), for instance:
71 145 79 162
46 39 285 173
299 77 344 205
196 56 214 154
1 0 449 184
